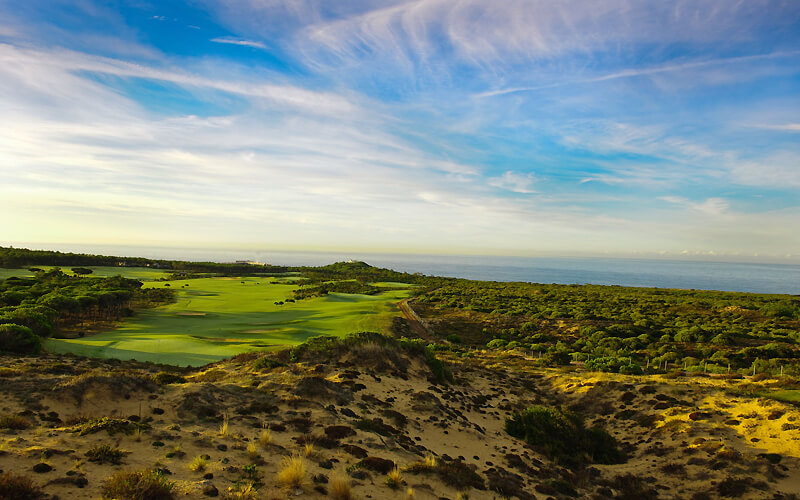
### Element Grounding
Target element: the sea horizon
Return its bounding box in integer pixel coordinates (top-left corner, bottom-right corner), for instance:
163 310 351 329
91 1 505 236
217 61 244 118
6 243 800 295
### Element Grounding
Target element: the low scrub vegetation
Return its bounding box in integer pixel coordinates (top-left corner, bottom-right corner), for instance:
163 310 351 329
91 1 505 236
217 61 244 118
0 471 45 499
71 417 148 436
414 280 800 377
86 444 126 465
505 405 626 467
0 414 31 430
290 332 452 382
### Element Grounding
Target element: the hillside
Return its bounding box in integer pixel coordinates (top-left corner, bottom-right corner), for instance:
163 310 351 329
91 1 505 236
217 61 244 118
0 333 799 499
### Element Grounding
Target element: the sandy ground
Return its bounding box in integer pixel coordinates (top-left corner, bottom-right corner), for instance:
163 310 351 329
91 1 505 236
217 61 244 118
0 350 799 499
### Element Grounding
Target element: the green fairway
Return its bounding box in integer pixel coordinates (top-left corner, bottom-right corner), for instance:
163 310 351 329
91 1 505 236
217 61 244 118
768 390 800 404
0 266 170 281
45 277 413 366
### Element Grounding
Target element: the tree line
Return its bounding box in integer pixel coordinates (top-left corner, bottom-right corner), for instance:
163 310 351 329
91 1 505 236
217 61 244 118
0 268 174 354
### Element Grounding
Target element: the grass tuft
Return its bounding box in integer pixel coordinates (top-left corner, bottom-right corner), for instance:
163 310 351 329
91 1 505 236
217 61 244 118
188 455 208 472
277 454 307 488
258 428 272 448
100 469 174 500
246 442 259 460
386 466 403 489
329 473 353 500
219 413 229 437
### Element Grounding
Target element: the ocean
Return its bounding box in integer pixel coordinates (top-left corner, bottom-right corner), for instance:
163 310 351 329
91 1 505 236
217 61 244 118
257 252 800 295
14 244 800 294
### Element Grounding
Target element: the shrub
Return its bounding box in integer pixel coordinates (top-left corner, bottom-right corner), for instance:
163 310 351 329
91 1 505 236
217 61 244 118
101 469 174 500
86 444 126 465
290 332 452 383
151 372 186 385
0 414 31 430
486 339 508 349
0 324 41 354
586 356 643 375
252 357 286 371
0 471 45 500
72 417 147 436
505 405 625 467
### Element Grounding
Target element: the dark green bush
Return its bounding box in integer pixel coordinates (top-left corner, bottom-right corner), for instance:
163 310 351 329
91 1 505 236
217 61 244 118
505 405 625 467
0 324 41 354
251 357 286 371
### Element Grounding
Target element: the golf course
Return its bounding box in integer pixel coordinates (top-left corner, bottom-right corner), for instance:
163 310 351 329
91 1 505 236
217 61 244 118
45 275 414 366
0 266 171 281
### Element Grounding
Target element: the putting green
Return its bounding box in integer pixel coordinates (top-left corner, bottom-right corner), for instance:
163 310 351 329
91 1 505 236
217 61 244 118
45 277 413 366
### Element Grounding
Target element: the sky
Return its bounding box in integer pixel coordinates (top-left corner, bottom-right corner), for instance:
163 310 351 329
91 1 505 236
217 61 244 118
0 1 798 262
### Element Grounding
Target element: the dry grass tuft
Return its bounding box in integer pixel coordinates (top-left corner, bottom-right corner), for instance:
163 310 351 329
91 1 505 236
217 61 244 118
304 443 315 457
386 466 403 489
246 442 259 460
258 427 272 448
100 469 174 500
329 473 353 500
226 482 259 500
277 454 307 488
219 413 229 437
188 455 207 472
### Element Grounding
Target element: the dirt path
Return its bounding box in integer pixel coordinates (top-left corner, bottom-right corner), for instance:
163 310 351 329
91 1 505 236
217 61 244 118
398 299 435 340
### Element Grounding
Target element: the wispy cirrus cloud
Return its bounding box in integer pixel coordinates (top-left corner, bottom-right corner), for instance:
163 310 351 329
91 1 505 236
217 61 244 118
476 51 800 98
210 36 268 50
0 0 799 259
489 171 537 194
660 196 730 216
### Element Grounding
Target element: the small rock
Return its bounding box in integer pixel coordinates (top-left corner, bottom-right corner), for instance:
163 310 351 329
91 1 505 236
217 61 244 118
202 483 219 497
33 462 53 473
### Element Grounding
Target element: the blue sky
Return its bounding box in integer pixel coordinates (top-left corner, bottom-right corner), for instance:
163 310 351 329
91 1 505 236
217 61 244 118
0 0 798 261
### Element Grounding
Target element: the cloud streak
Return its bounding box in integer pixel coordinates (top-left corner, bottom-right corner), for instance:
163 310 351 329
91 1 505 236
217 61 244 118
0 1 799 260
210 36 268 50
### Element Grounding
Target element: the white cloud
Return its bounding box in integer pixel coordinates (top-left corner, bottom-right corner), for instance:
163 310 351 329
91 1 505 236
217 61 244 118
210 37 268 50
660 196 730 215
489 171 537 194
477 51 800 97
0 43 357 116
